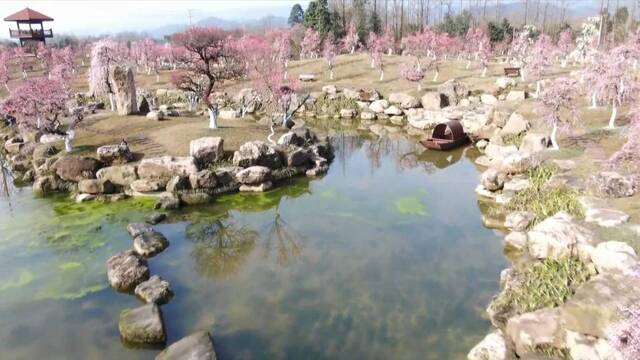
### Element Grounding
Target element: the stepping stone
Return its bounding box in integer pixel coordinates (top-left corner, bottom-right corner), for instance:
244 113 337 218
155 331 217 360
135 275 174 305
127 222 154 238
107 250 150 292
146 213 167 225
119 304 166 345
134 231 169 257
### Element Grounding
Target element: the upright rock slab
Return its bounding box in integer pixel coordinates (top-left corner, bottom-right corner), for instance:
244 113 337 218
119 304 166 345
110 65 138 115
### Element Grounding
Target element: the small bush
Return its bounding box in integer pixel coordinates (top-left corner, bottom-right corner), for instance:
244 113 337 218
494 257 592 315
507 164 582 223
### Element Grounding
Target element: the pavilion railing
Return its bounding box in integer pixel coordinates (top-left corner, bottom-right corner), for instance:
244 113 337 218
9 29 53 38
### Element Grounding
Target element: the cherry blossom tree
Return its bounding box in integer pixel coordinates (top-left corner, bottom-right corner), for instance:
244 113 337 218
322 38 338 80
399 61 425 90
594 47 638 129
300 28 321 59
381 26 395 55
36 42 52 71
509 28 534 80
268 29 292 79
342 21 359 54
463 27 489 70
172 27 245 129
401 31 430 70
88 39 125 111
367 32 386 80
607 105 640 168
535 77 579 150
581 52 605 108
557 29 574 67
529 34 556 97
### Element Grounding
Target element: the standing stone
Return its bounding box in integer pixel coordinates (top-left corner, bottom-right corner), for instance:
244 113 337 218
155 331 217 360
110 65 138 115
106 250 150 291
119 304 166 345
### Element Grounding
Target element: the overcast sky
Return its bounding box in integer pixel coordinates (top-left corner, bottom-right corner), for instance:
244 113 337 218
0 0 310 38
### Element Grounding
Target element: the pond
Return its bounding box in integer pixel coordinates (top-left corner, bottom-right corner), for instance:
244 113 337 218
0 131 507 359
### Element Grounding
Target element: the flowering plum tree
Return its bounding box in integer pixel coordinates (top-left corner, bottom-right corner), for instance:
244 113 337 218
557 29 573 67
172 27 245 129
535 77 579 150
0 50 11 92
381 26 395 55
342 21 359 54
464 27 489 70
529 34 556 97
595 46 638 128
607 106 640 168
399 61 425 90
367 32 386 80
88 39 126 111
322 38 338 80
509 28 534 80
268 29 292 78
300 28 321 59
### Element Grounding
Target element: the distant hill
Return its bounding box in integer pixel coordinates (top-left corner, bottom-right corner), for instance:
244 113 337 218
145 15 288 39
469 1 601 26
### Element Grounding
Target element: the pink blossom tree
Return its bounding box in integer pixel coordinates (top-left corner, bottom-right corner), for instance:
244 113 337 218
607 105 640 168
342 21 359 54
172 27 245 129
557 29 574 67
399 61 425 90
322 38 338 80
300 28 321 59
268 29 292 78
367 32 386 80
88 39 125 111
581 52 605 108
535 77 579 150
595 46 638 128
508 30 534 80
381 26 395 55
0 50 11 92
529 34 556 97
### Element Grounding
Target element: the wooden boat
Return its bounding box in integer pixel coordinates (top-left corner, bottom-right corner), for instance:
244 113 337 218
419 120 469 151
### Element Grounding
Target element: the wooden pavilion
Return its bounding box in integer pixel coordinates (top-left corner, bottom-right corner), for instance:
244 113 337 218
4 7 53 47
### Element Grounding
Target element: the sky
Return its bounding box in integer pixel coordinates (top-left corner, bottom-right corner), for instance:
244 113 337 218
0 0 310 38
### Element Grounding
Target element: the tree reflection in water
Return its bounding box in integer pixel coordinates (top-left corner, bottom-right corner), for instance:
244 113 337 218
263 205 305 266
0 156 13 207
185 216 259 279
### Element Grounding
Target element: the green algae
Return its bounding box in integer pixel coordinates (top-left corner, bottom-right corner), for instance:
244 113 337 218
38 283 106 301
0 270 35 292
393 197 428 216
59 262 83 271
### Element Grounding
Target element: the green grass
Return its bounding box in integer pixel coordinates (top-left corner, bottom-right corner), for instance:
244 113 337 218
502 132 526 147
494 257 592 315
532 345 571 360
507 164 582 223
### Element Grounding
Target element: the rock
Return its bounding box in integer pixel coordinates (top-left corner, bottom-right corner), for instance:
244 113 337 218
467 330 510 360
146 110 165 121
561 273 640 337
110 65 138 115
481 94 498 105
357 88 380 102
340 108 356 118
485 144 518 161
189 170 217 190
503 178 530 193
285 148 311 167
4 137 23 154
322 84 337 95
133 231 169 257
481 168 507 191
590 241 638 275
97 144 134 165
119 304 165 345
505 211 535 231
140 156 198 177
97 165 138 186
155 194 181 210
39 134 65 143
166 175 190 193
179 192 213 205
585 208 630 227
506 307 564 357
277 128 318 147
235 166 271 185
437 79 468 105
527 212 597 260
145 213 167 225
214 166 242 186
389 116 405 126
155 331 217 360
309 141 333 161
499 151 537 174
420 92 446 110
137 95 151 114
505 90 526 101
51 156 102 182
106 250 149 292
130 179 164 193
475 155 491 167
75 193 96 203
127 222 154 238
138 163 172 184
135 275 173 305
360 111 376 120
389 92 420 109
189 137 224 166
78 179 114 195
496 77 517 89
500 112 529 136
519 133 550 154
239 181 273 192
406 109 448 130
232 141 282 169
553 159 576 171
565 330 624 360
369 99 389 113
504 231 528 250
32 176 55 196
589 171 636 198
32 144 59 159
384 105 403 116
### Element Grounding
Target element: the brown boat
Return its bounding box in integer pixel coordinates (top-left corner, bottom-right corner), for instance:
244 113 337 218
419 120 469 151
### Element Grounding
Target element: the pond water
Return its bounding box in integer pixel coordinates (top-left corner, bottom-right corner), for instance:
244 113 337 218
0 131 507 359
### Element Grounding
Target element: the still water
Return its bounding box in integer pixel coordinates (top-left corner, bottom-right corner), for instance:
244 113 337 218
0 132 506 359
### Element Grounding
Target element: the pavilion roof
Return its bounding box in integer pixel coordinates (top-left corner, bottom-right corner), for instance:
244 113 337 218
4 8 53 22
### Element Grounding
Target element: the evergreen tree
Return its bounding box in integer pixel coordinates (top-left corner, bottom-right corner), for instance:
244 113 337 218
488 18 513 43
304 0 331 36
353 0 369 42
288 4 304 26
303 1 318 28
437 10 472 37
330 10 346 39
370 10 382 35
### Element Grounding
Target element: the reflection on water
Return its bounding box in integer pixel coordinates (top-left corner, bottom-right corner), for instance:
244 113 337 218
0 132 506 360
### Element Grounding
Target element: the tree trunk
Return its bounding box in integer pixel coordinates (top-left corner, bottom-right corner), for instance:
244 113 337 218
466 60 471 69
432 70 439 82
417 83 422 91
208 107 218 129
481 66 487 77
371 58 375 68
535 80 541 97
379 70 384 81
109 93 116 112
65 136 73 152
156 74 160 83
351 46 355 54
591 92 597 108
284 70 288 80
330 70 334 80
608 105 617 129
550 122 559 150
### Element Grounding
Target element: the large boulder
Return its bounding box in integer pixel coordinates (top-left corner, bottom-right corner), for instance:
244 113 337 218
133 231 170 257
406 109 449 130
519 133 550 153
119 304 165 345
437 79 468 105
32 144 59 160
420 92 446 110
389 92 420 109
235 166 271 185
369 99 389 113
505 307 564 357
498 151 537 175
505 211 535 232
590 241 638 275
106 250 150 292
97 165 138 186
97 144 134 165
127 222 153 238
135 275 173 305
130 179 164 193
527 212 597 260
189 170 217 190
190 137 224 166
589 171 636 198
4 137 23 154
277 128 318 147
285 147 311 167
480 168 507 191
140 156 198 177
51 156 102 182
137 162 172 184
505 90 526 102
78 179 114 195
232 141 282 169
500 112 529 136
110 65 138 115
467 331 510 360
481 94 498 105
155 331 217 360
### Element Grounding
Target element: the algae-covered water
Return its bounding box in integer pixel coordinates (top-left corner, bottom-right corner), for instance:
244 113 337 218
0 133 506 359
